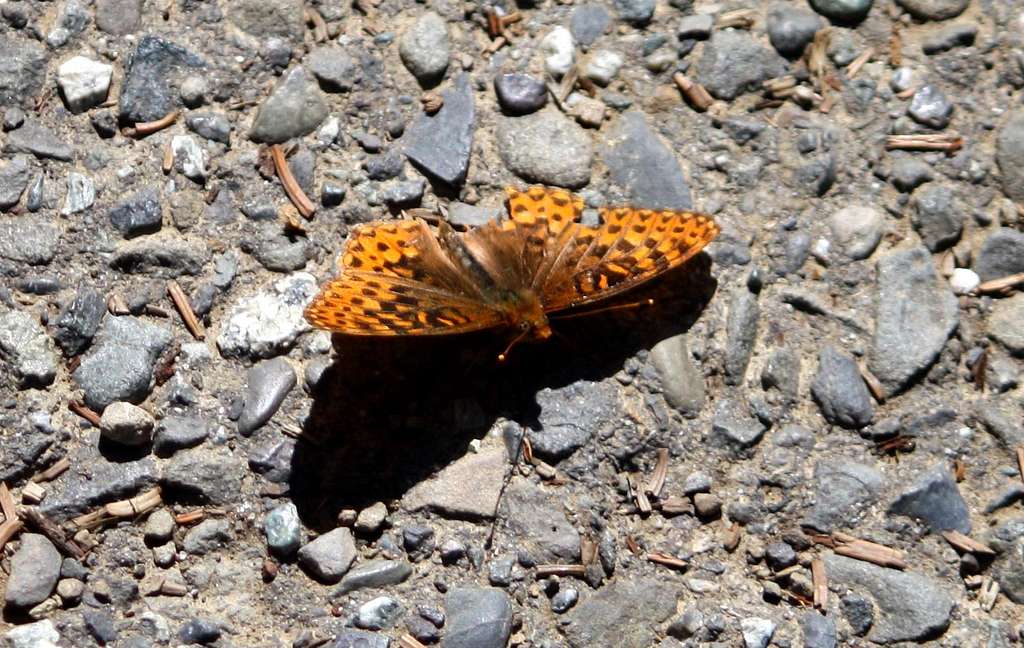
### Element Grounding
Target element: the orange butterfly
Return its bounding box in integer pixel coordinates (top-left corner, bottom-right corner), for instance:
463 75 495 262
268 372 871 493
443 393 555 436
305 186 719 356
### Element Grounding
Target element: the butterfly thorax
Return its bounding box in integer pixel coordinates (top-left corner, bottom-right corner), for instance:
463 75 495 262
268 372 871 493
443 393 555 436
505 289 552 340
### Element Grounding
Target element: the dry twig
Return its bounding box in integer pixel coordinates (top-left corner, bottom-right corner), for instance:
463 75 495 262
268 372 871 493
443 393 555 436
73 487 163 530
123 110 179 138
645 448 669 498
672 73 714 111
831 531 907 569
32 458 70 483
647 551 688 571
811 559 828 609
941 530 995 556
977 272 1024 295
271 144 316 219
885 133 963 152
22 508 87 559
846 47 875 79
859 363 886 403
398 635 428 648
68 401 101 427
167 280 205 340
716 9 756 29
535 564 587 578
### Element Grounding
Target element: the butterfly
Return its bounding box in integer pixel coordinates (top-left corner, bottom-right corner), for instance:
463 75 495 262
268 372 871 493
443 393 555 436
304 186 720 357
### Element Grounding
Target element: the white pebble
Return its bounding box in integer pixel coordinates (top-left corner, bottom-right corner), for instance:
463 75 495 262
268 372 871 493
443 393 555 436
56 55 113 114
584 50 623 86
541 26 575 78
171 135 209 182
949 268 979 294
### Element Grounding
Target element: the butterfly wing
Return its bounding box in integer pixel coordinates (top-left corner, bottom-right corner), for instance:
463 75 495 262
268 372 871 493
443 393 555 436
305 220 507 335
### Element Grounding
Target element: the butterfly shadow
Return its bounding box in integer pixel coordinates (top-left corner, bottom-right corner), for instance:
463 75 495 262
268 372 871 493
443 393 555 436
290 254 718 529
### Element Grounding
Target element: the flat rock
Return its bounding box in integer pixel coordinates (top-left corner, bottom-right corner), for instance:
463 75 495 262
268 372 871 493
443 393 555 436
650 333 705 416
298 527 357 583
0 36 47 109
230 0 305 42
332 559 413 597
896 0 968 20
825 554 953 643
0 154 31 209
829 204 883 260
989 294 1024 356
110 232 210 277
562 578 678 648
497 479 580 563
811 346 874 429
996 110 1024 203
975 227 1024 282
108 186 163 238
0 307 58 387
217 272 318 360
4 534 61 609
911 184 962 251
497 108 593 189
601 111 692 209
95 0 142 35
695 31 787 100
403 442 508 519
162 446 245 505
867 246 958 397
119 35 204 123
399 11 450 85
531 380 621 460
403 74 474 186
71 316 172 410
443 587 512 648
724 289 758 385
308 45 360 92
0 215 59 267
237 357 296 435
889 462 971 533
41 450 158 520
4 121 73 161
802 459 884 532
249 67 328 143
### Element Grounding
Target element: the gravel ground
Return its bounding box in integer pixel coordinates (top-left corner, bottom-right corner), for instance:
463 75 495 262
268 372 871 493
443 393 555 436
1 0 1024 646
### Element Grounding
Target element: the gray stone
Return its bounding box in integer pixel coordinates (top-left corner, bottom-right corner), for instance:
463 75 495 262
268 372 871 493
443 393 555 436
890 156 933 192
602 111 693 210
237 357 296 435
767 5 824 57
889 462 971 533
677 14 714 40
447 202 499 227
762 347 801 402
562 578 678 648
867 247 958 397
109 187 162 238
186 112 231 143
264 503 302 558
99 402 155 446
611 0 654 25
144 509 175 544
332 630 390 648
111 233 210 277
711 399 766 451
162 446 245 505
40 449 158 520
332 559 413 597
583 50 624 86
5 121 74 161
308 45 360 92
182 518 233 555
499 480 580 563
3 620 61 648
552 587 579 613
975 228 1024 282
809 0 873 22
0 154 30 209
989 294 1024 356
249 67 328 144
444 587 512 648
0 215 59 266
0 37 46 109
119 36 205 124
153 414 209 456
0 308 57 388
61 172 95 215
724 289 758 385
912 184 962 251
996 111 1024 203
253 230 310 272
801 612 837 648
741 618 775 648
908 85 953 129
54 286 105 356
95 0 142 35
4 534 61 609
399 12 450 84
570 5 611 47
651 334 705 416
403 74 474 186
494 73 547 115
298 527 358 583
994 538 1024 604
896 0 968 20
217 272 318 359
922 23 977 54
977 399 1024 449
364 150 406 180
72 317 172 410
803 459 883 532
811 346 874 429
828 204 883 260
497 109 593 189
355 502 388 535
531 380 621 460
695 31 787 100
170 135 208 182
230 0 305 42
379 178 426 206
56 56 113 114
354 596 403 630
824 554 953 643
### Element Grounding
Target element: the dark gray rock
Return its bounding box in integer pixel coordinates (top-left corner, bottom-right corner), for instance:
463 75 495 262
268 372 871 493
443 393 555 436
677 14 714 40
494 73 547 115
889 462 971 533
762 347 801 402
562 578 678 648
364 151 404 181
249 67 328 144
997 111 1024 202
41 451 158 520
252 231 311 272
499 480 580 563
601 111 692 209
0 308 58 388
570 5 611 47
695 31 787 100
611 0 654 25
153 414 210 456
531 380 621 460
182 519 232 555
889 156 933 192
0 37 47 109
824 554 953 643
994 538 1024 604
380 178 426 206
766 5 824 57
53 286 105 356
119 36 204 123
975 228 1024 282
298 527 357 583
403 74 474 186
332 559 413 597
809 0 872 22
332 630 390 648
801 612 837 648
908 85 953 129
230 0 304 42
72 316 172 410
237 357 296 435
724 289 758 385
989 294 1024 356
111 233 211 277
83 610 118 645
922 23 977 54
651 333 705 416
108 187 163 238
802 459 883 532
867 246 958 397
447 202 500 227
840 593 873 636
497 109 593 189
0 215 60 266
399 11 449 84
977 399 1024 448
811 346 874 429
0 154 30 209
4 121 74 161
711 399 766 452
3 534 61 609
308 45 360 92
444 587 512 648
186 112 231 144
162 446 245 505
896 0 968 20
95 0 142 35
911 184 962 251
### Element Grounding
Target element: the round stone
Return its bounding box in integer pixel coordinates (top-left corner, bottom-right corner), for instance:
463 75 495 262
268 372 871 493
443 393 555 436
494 73 547 115
808 0 872 22
399 12 450 84
540 26 575 78
828 204 883 260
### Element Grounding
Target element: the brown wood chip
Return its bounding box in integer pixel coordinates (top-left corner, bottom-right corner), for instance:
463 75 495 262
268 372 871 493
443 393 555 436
535 564 587 578
271 143 316 219
811 558 828 609
645 448 669 498
885 133 963 152
123 110 179 138
977 272 1024 295
941 530 995 556
672 73 714 111
32 458 70 483
68 401 101 427
647 551 688 570
0 481 17 521
831 532 906 570
1018 446 1024 486
722 522 742 552
167 280 206 340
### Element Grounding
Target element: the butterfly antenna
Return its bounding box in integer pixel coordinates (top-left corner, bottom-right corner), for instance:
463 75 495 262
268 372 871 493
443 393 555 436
549 298 655 321
497 329 530 363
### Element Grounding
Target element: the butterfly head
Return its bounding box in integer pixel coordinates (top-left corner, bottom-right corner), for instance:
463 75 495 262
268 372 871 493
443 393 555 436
509 290 552 341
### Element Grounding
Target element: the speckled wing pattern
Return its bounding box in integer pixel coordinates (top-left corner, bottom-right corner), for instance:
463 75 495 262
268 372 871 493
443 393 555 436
304 186 719 335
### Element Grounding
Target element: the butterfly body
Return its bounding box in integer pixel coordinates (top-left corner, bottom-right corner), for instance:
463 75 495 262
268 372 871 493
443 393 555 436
305 186 720 341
